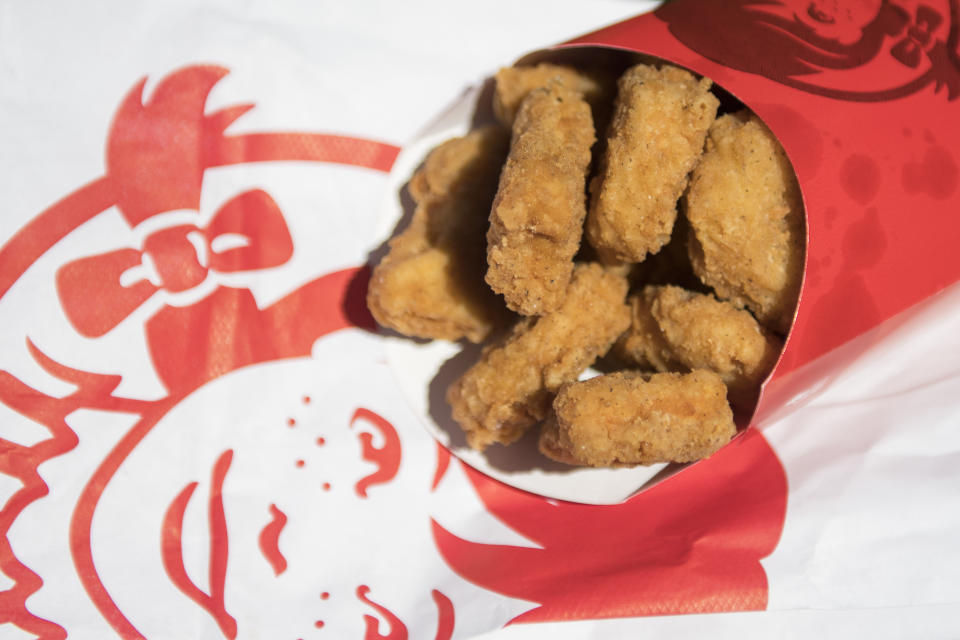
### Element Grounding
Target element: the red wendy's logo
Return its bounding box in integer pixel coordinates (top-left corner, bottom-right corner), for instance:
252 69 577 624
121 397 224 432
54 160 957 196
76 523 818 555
658 0 960 101
0 64 404 638
107 67 250 225
55 67 296 338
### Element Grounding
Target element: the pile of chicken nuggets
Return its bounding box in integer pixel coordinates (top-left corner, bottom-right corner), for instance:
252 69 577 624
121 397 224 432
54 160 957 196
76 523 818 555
368 58 804 468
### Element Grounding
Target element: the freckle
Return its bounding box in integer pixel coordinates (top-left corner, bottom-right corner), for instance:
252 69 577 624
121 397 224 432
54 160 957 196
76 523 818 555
287 418 296 428
322 482 331 491
320 591 330 600
296 459 305 468
316 437 326 446
314 620 325 628
302 395 311 405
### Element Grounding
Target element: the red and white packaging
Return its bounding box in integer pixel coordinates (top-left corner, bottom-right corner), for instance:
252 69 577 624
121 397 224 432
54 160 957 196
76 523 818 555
2 1 959 638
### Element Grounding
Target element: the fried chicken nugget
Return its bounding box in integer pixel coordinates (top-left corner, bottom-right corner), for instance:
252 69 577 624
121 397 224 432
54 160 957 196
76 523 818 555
613 290 679 372
448 263 630 450
539 370 735 467
406 127 498 202
586 64 718 264
684 111 805 335
486 82 595 316
368 126 512 342
493 63 615 128
617 286 781 409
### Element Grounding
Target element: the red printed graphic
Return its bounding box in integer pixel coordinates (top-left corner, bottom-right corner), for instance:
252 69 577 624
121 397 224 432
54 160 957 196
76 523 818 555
0 67 398 305
106 68 244 226
145 267 371 393
656 0 960 101
431 589 455 640
259 504 289 576
0 342 105 640
357 584 408 640
161 450 237 639
435 429 787 621
350 408 402 498
431 443 452 491
0 65 398 639
58 188 293 337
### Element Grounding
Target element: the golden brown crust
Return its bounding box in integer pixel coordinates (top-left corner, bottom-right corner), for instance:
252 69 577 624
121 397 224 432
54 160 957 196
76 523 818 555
539 370 735 466
373 61 802 470
613 291 679 372
492 63 616 128
684 111 805 335
367 126 513 342
448 263 630 450
586 64 719 264
648 286 781 409
615 286 781 409
486 82 595 316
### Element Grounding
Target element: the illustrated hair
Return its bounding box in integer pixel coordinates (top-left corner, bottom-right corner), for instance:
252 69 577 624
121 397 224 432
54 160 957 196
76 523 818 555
658 0 910 77
106 65 254 226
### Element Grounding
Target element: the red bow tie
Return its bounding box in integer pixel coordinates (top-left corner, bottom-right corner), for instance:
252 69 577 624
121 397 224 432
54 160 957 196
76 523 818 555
57 189 293 337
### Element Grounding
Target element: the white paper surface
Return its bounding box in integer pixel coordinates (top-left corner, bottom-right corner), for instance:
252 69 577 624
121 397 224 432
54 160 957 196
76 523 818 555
760 281 960 612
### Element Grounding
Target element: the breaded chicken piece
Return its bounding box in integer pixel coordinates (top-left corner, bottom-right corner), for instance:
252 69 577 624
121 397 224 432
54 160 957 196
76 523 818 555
586 64 718 264
486 82 595 316
618 286 781 409
406 128 497 202
448 263 630 450
685 111 805 335
493 63 616 128
613 290 679 372
368 126 512 342
539 369 735 467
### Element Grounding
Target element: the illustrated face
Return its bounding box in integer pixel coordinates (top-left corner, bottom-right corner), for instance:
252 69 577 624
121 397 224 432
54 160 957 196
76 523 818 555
796 0 884 44
80 342 442 639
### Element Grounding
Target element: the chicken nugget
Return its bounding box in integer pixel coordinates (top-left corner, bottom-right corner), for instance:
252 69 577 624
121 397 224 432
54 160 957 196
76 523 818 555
486 82 595 316
684 111 805 335
539 369 735 467
586 64 718 264
493 63 616 129
612 291 678 372
448 263 630 450
406 128 495 203
622 286 782 409
368 126 512 342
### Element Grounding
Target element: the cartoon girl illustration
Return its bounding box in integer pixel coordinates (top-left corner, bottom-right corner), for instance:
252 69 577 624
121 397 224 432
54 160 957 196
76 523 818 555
657 0 960 100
